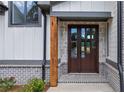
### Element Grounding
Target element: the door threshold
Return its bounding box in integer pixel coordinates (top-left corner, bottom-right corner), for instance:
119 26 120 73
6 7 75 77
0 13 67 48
69 73 99 75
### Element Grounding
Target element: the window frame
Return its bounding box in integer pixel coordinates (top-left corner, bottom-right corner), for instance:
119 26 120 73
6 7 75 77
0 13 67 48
8 1 42 27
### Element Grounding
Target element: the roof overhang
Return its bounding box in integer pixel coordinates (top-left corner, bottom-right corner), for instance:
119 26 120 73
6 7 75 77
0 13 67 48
50 11 112 21
0 1 8 15
37 1 50 14
37 1 64 14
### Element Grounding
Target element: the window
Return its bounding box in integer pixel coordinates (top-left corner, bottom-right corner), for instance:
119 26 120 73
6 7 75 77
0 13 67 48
9 1 41 26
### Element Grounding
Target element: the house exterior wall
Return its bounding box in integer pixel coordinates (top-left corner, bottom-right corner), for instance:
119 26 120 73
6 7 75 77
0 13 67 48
56 1 119 91
0 2 51 61
0 1 120 91
0 1 51 84
0 15 5 60
0 1 117 62
0 65 50 84
52 1 113 12
107 2 117 63
105 2 120 91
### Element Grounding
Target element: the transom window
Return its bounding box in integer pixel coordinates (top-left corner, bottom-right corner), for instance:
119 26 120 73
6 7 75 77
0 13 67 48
9 1 41 26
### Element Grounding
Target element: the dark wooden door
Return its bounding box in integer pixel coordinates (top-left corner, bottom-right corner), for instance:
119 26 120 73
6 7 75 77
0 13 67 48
68 25 99 73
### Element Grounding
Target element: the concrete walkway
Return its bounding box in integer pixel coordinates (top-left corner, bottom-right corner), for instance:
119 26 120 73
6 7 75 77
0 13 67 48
47 83 114 92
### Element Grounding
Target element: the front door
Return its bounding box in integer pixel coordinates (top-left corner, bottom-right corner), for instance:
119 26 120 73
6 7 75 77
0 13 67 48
68 25 99 73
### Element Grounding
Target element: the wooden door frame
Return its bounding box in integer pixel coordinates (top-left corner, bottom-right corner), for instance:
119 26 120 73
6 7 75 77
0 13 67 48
68 24 99 73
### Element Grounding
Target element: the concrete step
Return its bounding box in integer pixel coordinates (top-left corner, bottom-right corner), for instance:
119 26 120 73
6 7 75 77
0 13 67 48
58 73 108 83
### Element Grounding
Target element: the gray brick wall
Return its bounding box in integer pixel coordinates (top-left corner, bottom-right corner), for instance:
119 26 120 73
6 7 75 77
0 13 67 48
103 62 120 92
0 65 50 85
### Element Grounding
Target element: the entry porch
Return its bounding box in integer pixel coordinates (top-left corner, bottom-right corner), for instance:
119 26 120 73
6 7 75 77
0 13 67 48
50 14 119 92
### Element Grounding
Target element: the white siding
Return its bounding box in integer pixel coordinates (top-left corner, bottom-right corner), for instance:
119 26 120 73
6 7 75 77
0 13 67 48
0 1 117 62
46 15 50 60
0 15 5 59
52 1 112 12
0 2 50 60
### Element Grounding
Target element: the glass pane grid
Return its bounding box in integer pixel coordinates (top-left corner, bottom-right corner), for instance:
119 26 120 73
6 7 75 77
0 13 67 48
11 1 39 25
70 26 97 59
71 28 77 58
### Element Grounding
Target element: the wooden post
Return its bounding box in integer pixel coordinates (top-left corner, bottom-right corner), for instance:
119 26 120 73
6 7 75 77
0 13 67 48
50 16 58 87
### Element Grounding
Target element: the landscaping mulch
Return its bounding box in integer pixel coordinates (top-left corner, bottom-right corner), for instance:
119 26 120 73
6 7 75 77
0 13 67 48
8 85 24 92
43 84 50 92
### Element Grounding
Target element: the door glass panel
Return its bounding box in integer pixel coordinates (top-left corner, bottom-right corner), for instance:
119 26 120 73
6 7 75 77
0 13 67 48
71 28 77 58
86 42 90 47
92 35 94 39
92 28 96 34
81 28 85 58
86 28 90 34
86 28 90 39
81 42 85 58
87 35 90 39
92 41 96 48
86 47 90 54
81 28 85 39
86 42 90 54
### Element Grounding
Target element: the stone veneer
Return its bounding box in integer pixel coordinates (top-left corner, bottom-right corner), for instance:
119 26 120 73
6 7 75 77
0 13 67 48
58 21 107 75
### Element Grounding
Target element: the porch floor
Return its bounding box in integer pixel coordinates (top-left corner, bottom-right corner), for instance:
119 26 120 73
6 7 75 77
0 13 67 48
48 73 114 92
58 73 108 83
47 83 114 92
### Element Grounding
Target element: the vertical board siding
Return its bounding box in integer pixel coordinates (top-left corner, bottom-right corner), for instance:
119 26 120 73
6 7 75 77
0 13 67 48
46 15 50 60
70 2 81 11
0 2 47 60
0 1 117 62
0 15 5 59
52 1 113 12
91 2 104 11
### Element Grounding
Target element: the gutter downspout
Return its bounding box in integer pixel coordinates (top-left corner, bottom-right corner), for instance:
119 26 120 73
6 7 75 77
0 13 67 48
42 10 47 81
34 1 47 81
117 1 124 92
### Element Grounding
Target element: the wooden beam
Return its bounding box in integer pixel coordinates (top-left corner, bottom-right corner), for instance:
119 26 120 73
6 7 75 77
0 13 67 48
50 16 58 87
